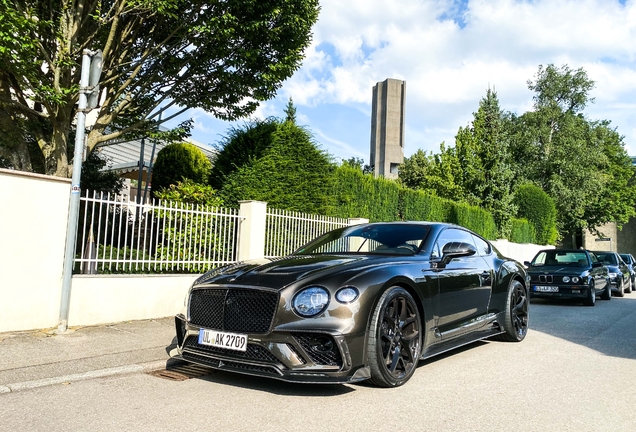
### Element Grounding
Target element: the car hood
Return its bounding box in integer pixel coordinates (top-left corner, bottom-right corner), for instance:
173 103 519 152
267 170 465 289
194 254 397 289
526 265 588 275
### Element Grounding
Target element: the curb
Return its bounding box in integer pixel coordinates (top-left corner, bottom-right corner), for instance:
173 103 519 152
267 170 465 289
0 359 168 394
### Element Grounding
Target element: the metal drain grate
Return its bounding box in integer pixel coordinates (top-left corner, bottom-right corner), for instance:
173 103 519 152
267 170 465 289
147 362 214 381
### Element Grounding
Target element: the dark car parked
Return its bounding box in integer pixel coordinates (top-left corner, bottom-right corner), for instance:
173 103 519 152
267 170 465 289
525 249 610 306
593 251 631 297
172 222 529 387
619 253 636 291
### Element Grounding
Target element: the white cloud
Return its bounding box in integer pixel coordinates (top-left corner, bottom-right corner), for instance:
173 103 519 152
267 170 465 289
276 0 636 155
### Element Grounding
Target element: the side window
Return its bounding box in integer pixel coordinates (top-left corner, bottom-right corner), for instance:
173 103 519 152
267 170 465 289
471 234 491 256
589 253 599 264
434 228 476 257
533 252 547 265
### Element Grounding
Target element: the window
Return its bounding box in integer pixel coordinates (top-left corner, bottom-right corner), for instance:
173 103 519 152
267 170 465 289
471 234 491 256
433 228 476 258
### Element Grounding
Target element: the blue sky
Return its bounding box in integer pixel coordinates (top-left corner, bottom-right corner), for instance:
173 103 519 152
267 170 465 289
166 0 636 162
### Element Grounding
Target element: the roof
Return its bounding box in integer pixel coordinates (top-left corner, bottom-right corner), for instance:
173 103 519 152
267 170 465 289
96 135 216 175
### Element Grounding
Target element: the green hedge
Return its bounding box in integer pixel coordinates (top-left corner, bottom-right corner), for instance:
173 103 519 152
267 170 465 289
400 188 452 222
514 183 558 245
447 202 498 240
328 166 509 241
331 165 400 221
509 218 537 244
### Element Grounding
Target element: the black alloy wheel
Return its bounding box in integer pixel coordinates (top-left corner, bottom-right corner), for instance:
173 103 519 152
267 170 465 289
601 278 612 300
583 281 596 306
495 280 528 342
367 287 422 387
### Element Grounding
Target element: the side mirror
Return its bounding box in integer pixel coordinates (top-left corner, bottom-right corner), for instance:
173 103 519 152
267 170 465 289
441 241 477 264
524 261 531 266
592 262 602 268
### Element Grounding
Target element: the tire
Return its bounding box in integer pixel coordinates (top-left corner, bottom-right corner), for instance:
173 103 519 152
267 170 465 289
615 280 625 297
601 278 612 301
367 287 422 387
626 278 632 294
583 281 596 306
494 280 528 342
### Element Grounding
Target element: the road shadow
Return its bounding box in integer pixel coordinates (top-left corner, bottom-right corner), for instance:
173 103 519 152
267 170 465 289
528 296 636 360
197 369 356 396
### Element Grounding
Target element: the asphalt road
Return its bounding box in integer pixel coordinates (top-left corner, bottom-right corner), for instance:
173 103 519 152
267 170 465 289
1 296 635 432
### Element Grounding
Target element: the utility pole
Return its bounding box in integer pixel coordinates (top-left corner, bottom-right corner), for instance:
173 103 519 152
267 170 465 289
58 49 103 333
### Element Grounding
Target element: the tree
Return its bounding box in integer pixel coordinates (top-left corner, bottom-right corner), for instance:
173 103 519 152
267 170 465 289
508 64 636 237
457 89 517 237
398 146 464 200
151 142 212 193
0 0 320 176
342 156 373 174
80 150 124 195
284 97 297 124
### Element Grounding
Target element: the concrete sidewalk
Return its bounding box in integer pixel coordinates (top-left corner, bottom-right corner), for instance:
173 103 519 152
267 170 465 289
0 317 176 393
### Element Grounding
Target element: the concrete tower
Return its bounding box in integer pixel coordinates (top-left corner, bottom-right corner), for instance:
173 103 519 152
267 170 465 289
370 78 405 179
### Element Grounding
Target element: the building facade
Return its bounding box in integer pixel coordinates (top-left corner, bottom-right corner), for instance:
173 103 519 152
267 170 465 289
370 78 405 179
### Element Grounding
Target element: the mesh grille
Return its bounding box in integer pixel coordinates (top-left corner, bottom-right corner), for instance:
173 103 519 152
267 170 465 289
184 336 279 363
189 288 278 333
294 333 343 367
182 352 220 368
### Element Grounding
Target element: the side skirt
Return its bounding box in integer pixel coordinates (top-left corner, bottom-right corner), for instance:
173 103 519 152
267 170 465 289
421 319 503 361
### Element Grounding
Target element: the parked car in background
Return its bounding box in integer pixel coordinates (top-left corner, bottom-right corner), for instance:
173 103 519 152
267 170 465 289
172 222 529 387
525 249 610 306
593 251 631 297
619 253 636 291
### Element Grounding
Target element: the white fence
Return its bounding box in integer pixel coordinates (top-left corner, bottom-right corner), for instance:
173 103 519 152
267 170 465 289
75 193 359 273
76 191 241 273
265 208 350 258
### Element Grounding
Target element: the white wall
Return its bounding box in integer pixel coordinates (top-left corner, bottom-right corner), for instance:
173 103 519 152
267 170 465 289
68 275 197 327
492 239 554 264
0 169 70 332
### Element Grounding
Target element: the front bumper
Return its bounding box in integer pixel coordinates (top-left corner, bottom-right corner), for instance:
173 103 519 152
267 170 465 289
172 315 370 384
529 285 589 299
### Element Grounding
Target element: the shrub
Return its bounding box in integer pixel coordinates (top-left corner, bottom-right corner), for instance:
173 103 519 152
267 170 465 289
514 183 558 245
209 118 279 190
151 142 212 193
219 121 335 214
509 218 537 244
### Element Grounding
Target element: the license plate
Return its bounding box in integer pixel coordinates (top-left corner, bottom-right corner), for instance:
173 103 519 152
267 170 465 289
198 329 248 352
534 285 559 293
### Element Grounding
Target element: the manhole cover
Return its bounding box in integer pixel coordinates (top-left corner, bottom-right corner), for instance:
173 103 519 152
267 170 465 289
147 362 214 381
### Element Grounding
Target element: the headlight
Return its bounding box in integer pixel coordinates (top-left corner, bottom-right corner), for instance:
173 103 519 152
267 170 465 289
293 287 330 317
336 286 359 303
571 276 580 283
609 272 617 278
562 276 570 283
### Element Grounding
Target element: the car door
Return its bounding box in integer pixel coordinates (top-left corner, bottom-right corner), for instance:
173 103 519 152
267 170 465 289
432 228 492 338
588 252 606 289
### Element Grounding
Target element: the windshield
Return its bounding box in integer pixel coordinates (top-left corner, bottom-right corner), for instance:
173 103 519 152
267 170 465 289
620 254 632 264
294 224 430 256
594 252 618 265
531 250 589 267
